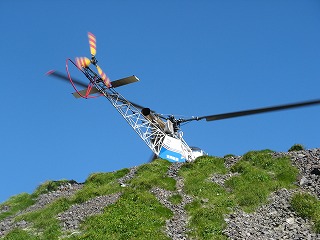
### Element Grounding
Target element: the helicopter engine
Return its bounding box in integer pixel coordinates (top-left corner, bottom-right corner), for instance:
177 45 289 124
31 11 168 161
141 108 165 129
141 108 177 135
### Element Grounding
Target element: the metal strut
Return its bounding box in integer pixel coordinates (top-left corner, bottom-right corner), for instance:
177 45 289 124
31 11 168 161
82 68 167 156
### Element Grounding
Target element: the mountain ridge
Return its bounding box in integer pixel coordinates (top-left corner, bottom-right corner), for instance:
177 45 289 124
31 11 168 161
1 148 320 239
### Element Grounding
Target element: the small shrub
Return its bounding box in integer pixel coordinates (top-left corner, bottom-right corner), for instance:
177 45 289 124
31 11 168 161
34 180 73 196
288 144 305 152
168 194 182 205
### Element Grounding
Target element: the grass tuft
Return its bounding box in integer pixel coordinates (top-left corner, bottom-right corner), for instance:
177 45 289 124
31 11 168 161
0 193 35 221
72 169 129 204
69 189 172 240
12 197 71 239
129 159 176 191
291 192 320 233
168 194 182 205
3 228 40 240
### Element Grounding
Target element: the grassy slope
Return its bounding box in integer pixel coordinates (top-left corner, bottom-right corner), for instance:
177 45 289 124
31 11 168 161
1 151 320 239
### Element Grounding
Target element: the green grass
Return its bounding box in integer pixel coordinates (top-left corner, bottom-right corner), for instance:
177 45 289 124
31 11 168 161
180 155 231 239
291 192 320 233
226 150 298 212
72 169 129 204
11 169 132 239
0 193 35 221
129 159 176 191
14 198 71 239
0 180 79 221
179 151 299 239
68 189 172 240
2 160 175 239
3 168 130 240
65 159 175 239
168 194 182 205
3 228 40 240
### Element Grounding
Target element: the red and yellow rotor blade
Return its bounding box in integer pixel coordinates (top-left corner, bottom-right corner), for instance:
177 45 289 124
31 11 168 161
75 57 91 69
88 32 96 57
96 65 111 88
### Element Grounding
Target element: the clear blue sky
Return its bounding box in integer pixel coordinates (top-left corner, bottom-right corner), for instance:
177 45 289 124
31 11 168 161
1 1 320 203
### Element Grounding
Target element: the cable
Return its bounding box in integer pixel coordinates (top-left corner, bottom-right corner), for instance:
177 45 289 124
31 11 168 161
65 58 100 99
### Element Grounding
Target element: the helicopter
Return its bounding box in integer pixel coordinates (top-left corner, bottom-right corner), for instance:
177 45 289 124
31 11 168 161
47 32 320 162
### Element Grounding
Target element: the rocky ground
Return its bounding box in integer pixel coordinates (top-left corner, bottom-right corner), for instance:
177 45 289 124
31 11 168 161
0 182 83 237
0 149 319 239
151 163 193 240
57 193 122 232
222 149 320 240
223 188 318 240
274 149 320 198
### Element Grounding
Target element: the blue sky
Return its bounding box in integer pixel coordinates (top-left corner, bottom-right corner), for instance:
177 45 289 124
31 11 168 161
1 1 320 203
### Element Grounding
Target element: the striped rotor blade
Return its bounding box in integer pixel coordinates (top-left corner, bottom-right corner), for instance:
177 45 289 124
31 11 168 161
88 32 96 57
75 57 91 69
96 65 111 88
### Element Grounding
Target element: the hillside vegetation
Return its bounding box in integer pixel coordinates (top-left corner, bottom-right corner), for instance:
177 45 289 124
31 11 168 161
0 149 320 239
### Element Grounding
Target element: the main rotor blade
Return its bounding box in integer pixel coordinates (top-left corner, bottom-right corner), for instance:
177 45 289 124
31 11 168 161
200 99 320 121
111 75 139 88
46 70 88 88
48 70 153 111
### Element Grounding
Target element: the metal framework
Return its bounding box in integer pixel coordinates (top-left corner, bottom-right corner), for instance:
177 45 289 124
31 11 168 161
80 67 194 161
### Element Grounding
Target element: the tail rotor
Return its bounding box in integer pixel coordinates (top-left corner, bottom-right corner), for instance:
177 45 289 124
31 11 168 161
88 32 97 57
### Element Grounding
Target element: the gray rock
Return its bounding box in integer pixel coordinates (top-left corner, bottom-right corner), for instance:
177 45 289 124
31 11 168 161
58 193 122 231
